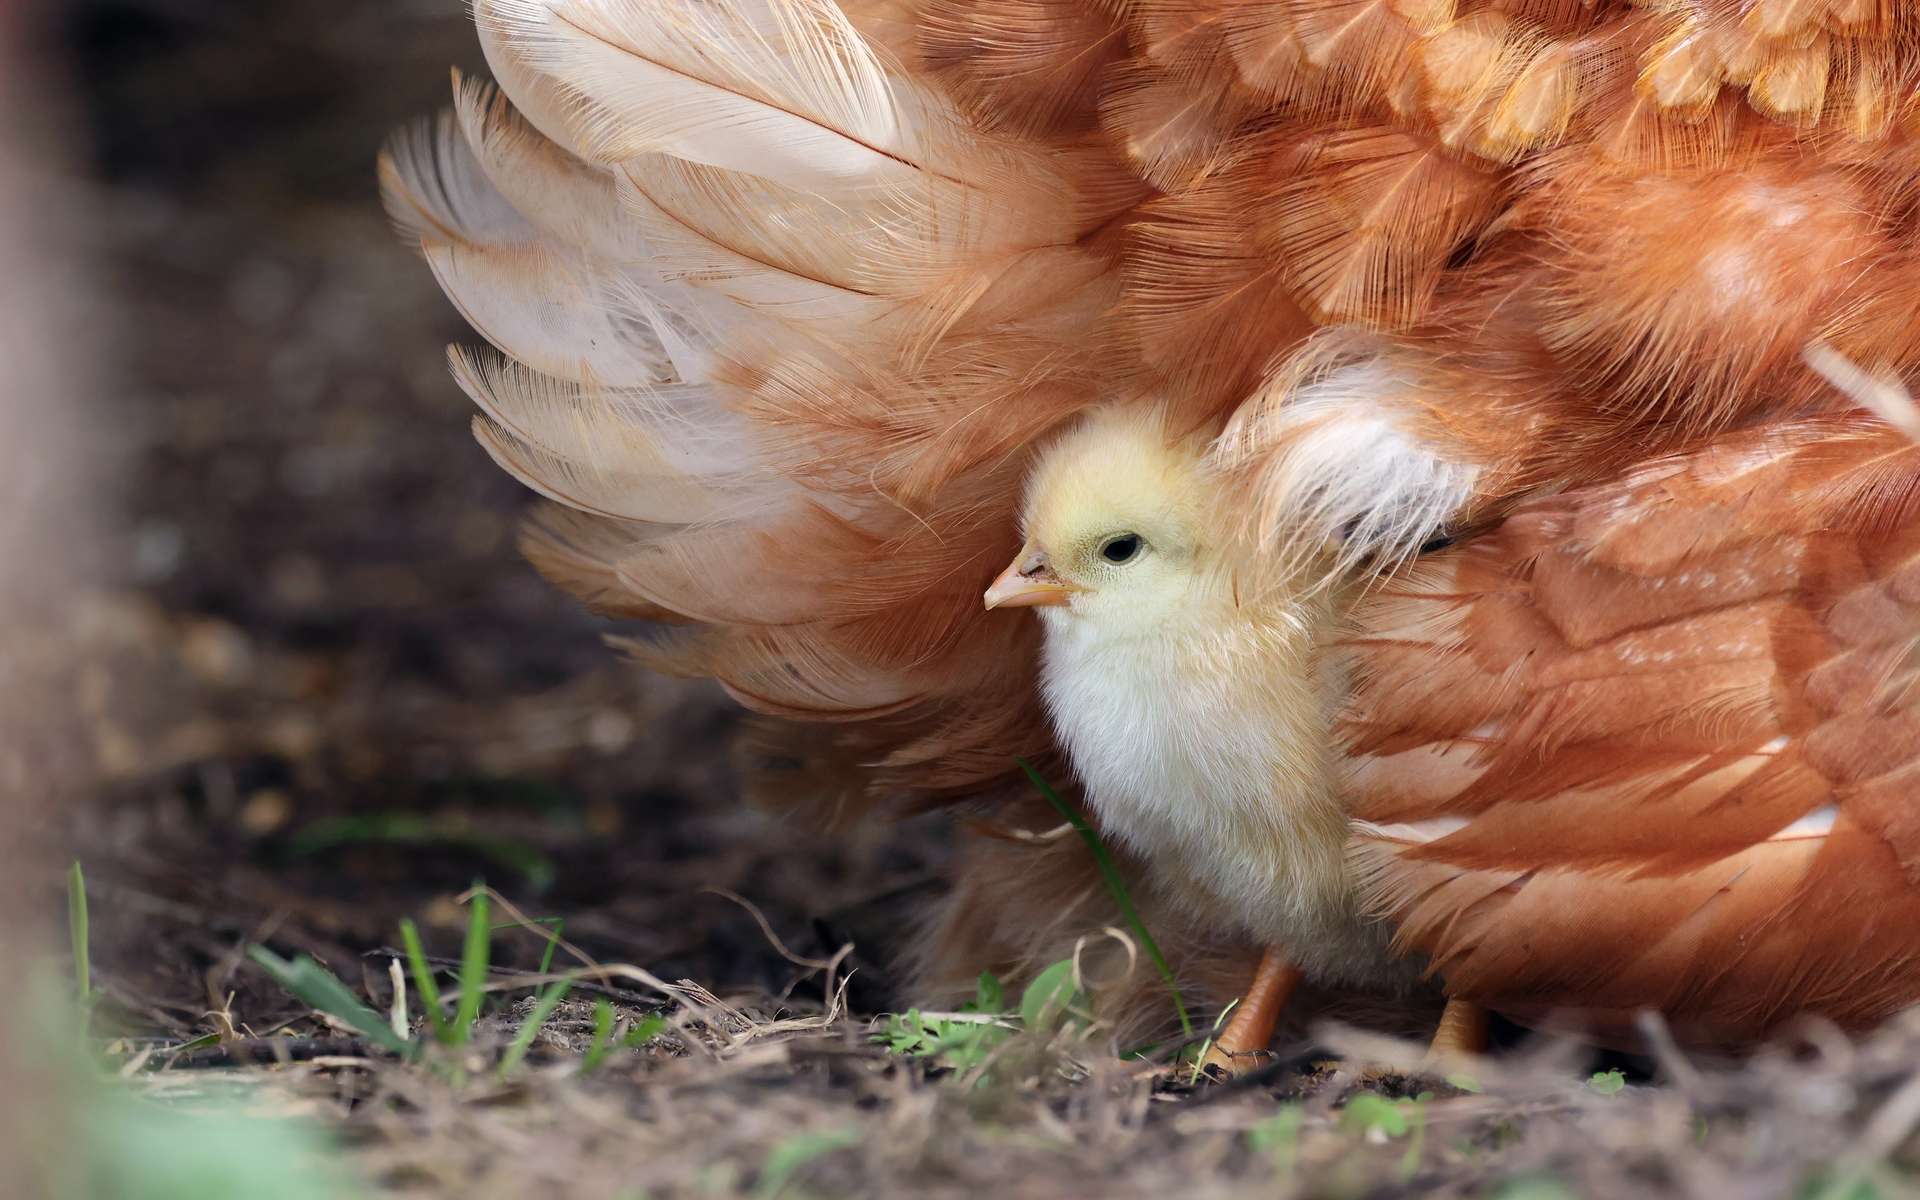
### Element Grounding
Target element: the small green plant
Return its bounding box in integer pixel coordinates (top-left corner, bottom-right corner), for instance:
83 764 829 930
973 970 1006 1013
245 888 667 1080
1587 1067 1627 1096
755 1128 860 1199
622 1013 669 1048
1018 959 1090 1032
250 888 499 1060
1247 1104 1304 1178
1185 997 1241 1079
878 965 1089 1076
1343 1092 1414 1137
579 1006 668 1076
247 946 416 1057
1801 1169 1885 1200
572 998 672 1075
1341 1091 1435 1181
879 1011 1008 1072
880 972 1018 1071
1494 1176 1578 1200
581 999 620 1074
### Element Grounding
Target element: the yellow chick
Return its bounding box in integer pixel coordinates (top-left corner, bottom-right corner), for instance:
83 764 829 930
984 406 1416 1070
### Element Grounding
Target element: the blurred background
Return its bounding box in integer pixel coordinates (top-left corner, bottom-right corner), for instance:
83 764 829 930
7 0 942 1050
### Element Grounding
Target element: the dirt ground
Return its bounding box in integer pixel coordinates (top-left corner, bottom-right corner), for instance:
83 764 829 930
15 2 1920 1197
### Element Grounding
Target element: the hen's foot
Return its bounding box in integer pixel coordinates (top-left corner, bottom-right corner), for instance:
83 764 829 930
1197 947 1301 1079
1422 998 1488 1072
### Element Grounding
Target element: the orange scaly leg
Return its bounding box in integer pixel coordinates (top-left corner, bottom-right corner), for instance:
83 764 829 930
1199 946 1301 1077
1425 998 1488 1065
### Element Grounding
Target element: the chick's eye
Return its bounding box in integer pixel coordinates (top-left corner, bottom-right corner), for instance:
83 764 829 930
1099 533 1144 564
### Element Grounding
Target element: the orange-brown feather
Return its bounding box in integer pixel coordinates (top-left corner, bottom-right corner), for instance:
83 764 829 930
1347 417 1920 1044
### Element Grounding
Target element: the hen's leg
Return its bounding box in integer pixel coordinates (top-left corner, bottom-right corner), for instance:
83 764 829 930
1425 997 1488 1062
1199 946 1301 1077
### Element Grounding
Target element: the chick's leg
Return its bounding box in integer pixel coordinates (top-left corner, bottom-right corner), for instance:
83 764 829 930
1199 947 1301 1077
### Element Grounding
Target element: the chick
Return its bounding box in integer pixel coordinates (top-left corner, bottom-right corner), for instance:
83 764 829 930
984 406 1416 1069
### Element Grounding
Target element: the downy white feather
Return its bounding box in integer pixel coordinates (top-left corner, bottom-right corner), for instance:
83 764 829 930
1215 355 1482 586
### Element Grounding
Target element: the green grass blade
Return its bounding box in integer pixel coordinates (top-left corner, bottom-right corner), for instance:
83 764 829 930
452 889 491 1045
536 918 562 977
498 980 572 1078
247 946 413 1057
398 918 451 1045
1018 759 1193 1038
67 861 90 1001
579 999 617 1075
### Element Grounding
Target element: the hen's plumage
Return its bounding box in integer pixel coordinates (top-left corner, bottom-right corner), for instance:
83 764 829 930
387 0 1920 1049
386 0 1920 814
1347 408 1920 1047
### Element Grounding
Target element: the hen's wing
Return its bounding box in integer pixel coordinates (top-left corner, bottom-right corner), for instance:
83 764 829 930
1345 413 1920 1044
380 0 1156 809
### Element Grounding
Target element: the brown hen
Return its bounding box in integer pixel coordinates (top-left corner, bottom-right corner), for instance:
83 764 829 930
384 0 1920 1055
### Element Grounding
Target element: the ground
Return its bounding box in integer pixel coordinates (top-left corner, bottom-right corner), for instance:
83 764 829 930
15 2 1920 1196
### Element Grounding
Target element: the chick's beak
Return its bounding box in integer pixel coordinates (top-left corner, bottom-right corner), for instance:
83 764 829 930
984 545 1075 610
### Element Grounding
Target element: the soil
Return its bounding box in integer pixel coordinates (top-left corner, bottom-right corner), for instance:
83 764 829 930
44 0 953 1022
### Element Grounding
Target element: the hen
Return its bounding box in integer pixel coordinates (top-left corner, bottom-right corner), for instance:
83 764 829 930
385 0 1920 1054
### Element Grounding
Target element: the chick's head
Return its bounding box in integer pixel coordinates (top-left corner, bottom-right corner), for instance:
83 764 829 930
986 407 1225 632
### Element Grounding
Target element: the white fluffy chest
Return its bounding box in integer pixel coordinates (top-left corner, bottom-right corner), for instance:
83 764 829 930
1036 610 1350 943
